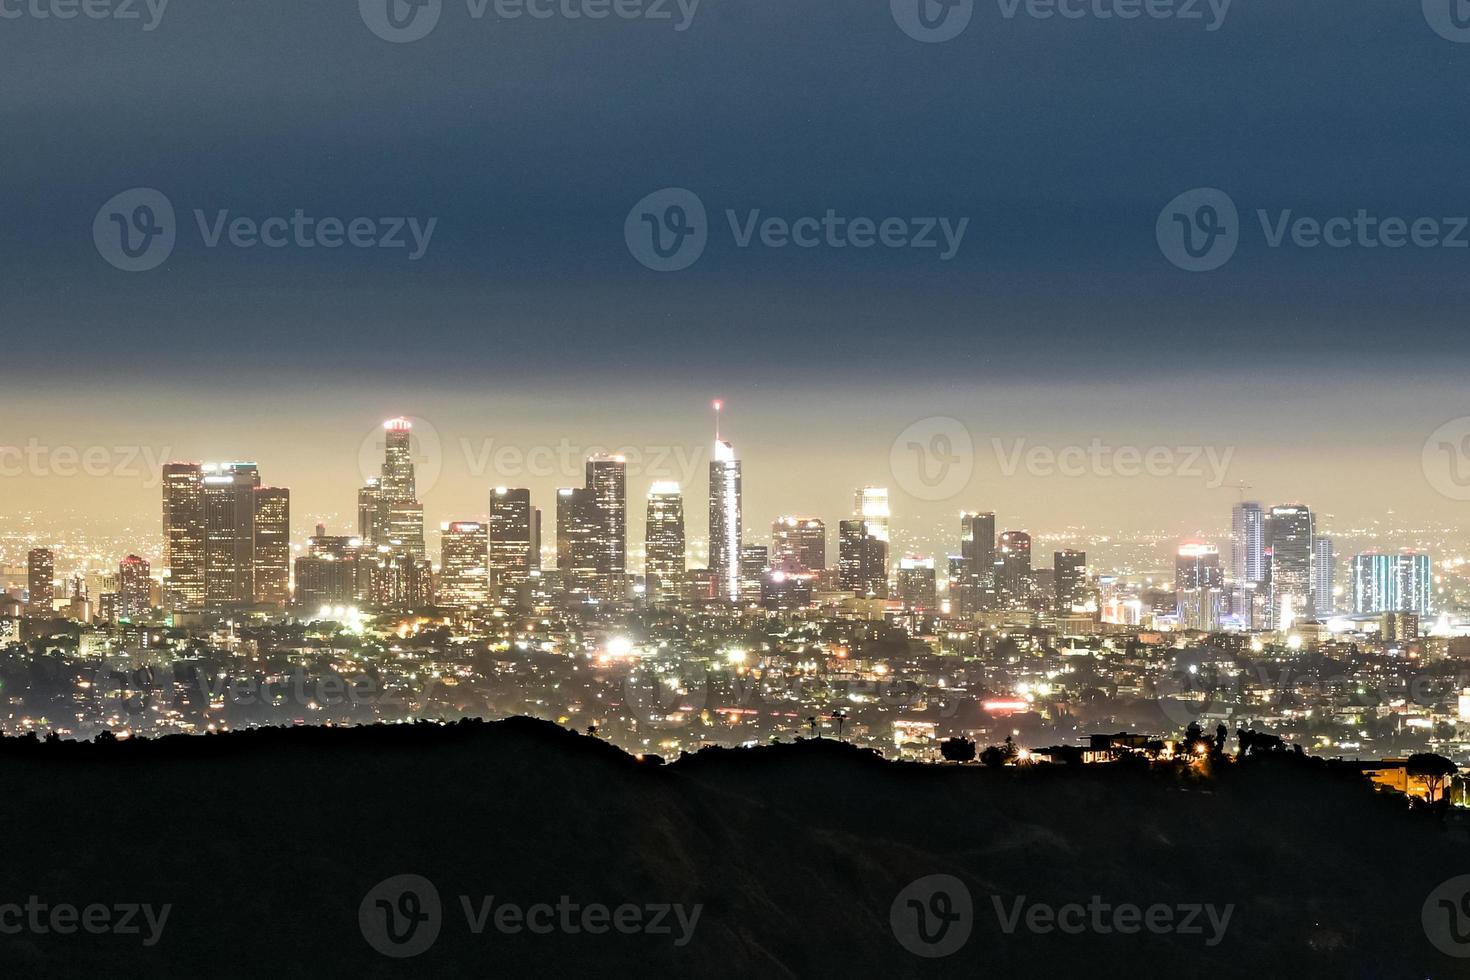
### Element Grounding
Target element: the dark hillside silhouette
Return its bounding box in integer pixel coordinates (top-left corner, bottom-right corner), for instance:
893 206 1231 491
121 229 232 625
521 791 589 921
0 719 1463 978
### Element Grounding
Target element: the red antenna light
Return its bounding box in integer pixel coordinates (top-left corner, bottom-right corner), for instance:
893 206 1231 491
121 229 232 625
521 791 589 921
712 399 723 441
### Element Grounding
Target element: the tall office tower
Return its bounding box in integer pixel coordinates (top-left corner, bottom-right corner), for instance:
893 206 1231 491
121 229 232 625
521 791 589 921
771 517 826 572
585 455 627 599
295 533 365 610
26 548 54 614
1268 504 1313 628
838 519 888 597
439 521 489 610
1312 536 1336 615
162 462 206 610
1398 551 1433 616
1054 549 1087 609
358 479 384 543
366 549 433 610
531 508 542 570
739 544 768 601
489 487 535 603
380 417 417 501
855 486 891 543
373 418 426 556
556 487 600 597
959 511 997 609
1176 587 1228 631
997 531 1033 605
253 487 291 606
946 555 973 613
1351 551 1433 616
118 555 151 620
1175 544 1223 590
644 482 686 604
1231 501 1266 584
708 422 743 603
385 500 426 557
897 557 937 609
960 512 996 577
203 464 259 607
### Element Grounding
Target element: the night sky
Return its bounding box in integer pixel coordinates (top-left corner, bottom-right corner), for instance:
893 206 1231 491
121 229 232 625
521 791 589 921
3 0 1469 540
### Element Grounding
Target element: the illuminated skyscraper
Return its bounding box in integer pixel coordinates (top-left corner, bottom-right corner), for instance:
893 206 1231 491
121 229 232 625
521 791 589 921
203 463 258 607
253 487 291 606
1231 501 1265 584
1268 504 1313 628
644 482 686 604
1312 535 1336 615
771 517 825 572
380 417 417 502
585 455 627 600
854 486 891 544
998 531 1033 605
556 487 600 598
1054 549 1087 609
1175 544 1223 590
838 519 887 597
374 418 426 557
771 516 825 572
439 521 489 609
295 533 365 610
358 479 384 543
708 403 742 602
956 511 996 611
489 487 535 603
118 554 151 620
897 556 937 609
739 544 768 602
162 462 206 610
26 548 54 614
1351 551 1432 616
